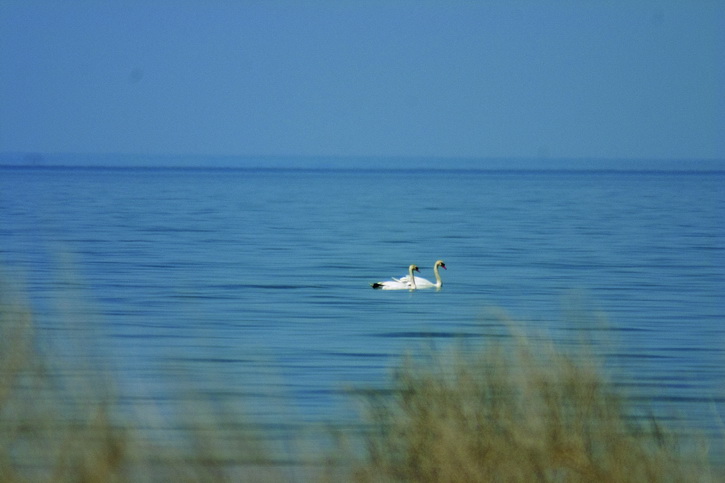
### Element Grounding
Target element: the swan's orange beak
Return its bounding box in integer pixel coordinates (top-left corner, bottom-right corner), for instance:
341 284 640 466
441 264 447 270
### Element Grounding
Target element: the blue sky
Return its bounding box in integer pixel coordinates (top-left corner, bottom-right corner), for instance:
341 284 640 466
1 1 723 162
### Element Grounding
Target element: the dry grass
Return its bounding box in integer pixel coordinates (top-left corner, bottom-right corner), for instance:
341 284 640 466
351 329 715 482
0 277 718 482
0 281 282 483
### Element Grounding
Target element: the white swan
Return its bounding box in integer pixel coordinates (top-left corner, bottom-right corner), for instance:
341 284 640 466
371 264 420 290
395 260 446 289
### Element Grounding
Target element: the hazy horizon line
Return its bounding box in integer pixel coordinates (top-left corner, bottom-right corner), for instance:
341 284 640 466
1 152 724 172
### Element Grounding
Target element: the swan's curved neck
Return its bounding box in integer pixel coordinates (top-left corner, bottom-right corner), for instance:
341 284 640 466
433 264 442 287
408 266 417 290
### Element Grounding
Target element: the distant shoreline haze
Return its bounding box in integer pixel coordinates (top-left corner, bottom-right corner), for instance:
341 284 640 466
1 153 724 172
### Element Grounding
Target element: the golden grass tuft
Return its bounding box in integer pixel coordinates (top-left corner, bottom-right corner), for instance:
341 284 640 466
352 330 715 482
0 284 133 482
0 281 281 483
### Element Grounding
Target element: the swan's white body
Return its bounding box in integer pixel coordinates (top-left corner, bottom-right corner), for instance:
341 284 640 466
395 260 446 289
371 264 420 290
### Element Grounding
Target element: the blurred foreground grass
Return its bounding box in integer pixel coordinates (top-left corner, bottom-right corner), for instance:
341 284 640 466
352 332 715 482
0 280 718 482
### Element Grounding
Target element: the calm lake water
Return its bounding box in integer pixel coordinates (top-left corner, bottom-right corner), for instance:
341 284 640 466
1 164 724 459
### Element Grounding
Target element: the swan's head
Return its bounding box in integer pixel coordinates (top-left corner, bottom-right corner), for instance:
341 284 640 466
435 260 447 270
409 264 420 273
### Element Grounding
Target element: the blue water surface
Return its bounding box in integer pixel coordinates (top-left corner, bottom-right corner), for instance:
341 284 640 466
1 164 723 459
